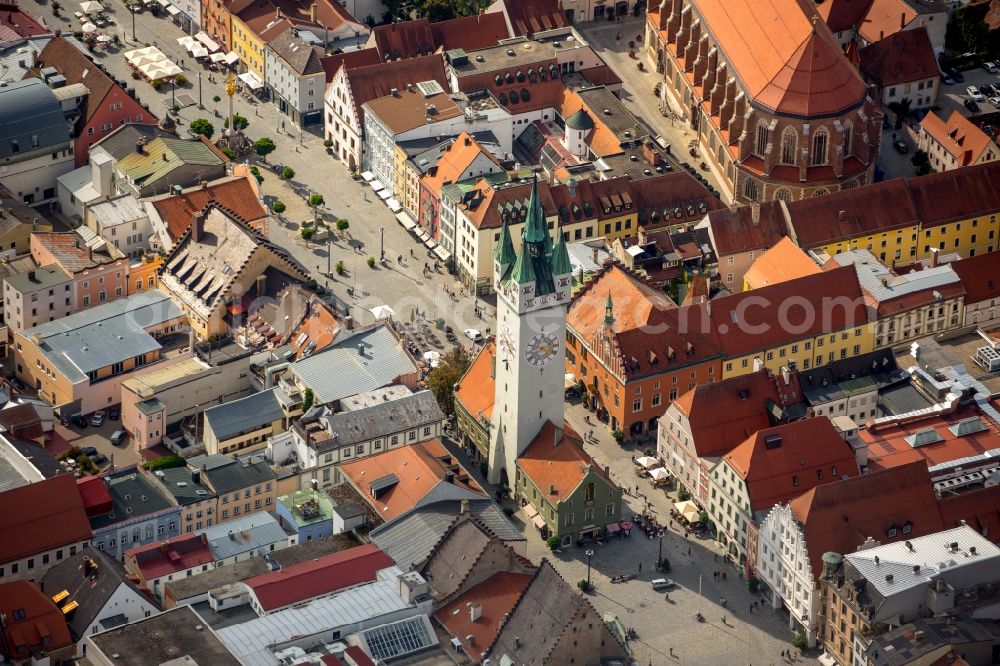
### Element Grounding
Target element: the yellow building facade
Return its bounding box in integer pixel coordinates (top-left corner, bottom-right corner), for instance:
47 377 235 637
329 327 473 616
231 15 266 81
721 323 876 380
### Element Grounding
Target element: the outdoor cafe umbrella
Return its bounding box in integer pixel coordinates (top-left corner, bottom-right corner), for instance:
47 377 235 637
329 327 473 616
81 21 98 33
635 455 658 469
79 1 103 13
96 34 112 42
190 44 209 58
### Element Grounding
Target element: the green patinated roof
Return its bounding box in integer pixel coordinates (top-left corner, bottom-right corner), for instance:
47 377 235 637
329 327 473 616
494 216 516 266
550 231 571 276
522 176 548 245
512 242 536 285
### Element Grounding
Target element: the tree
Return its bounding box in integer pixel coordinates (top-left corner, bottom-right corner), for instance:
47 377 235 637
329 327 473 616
336 218 350 237
426 348 471 415
307 194 325 223
248 166 263 185
223 114 249 131
420 0 455 21
219 146 236 159
174 74 188 86
253 137 276 160
189 118 215 139
792 633 808 650
547 535 562 551
300 227 314 242
367 256 376 268
272 200 286 215
302 387 314 412
281 166 295 181
335 260 345 276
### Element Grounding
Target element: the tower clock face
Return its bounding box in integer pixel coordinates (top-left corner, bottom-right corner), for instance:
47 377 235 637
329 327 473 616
498 323 514 362
524 331 559 367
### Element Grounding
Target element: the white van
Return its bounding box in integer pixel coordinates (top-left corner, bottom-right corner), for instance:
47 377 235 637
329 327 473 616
651 578 677 590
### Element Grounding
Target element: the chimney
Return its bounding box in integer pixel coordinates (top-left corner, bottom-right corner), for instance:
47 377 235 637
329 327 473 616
406 83 414 93
591 246 599 265
256 274 266 297
309 2 316 22
459 499 470 515
27 270 36 282
469 603 482 622
880 30 884 40
548 483 556 495
357 342 365 356
192 468 201 484
900 12 906 28
89 246 94 262
838 210 846 221
191 209 207 243
275 6 281 19
929 247 939 268
464 135 471 146
554 425 563 447
135 140 146 154
751 203 760 226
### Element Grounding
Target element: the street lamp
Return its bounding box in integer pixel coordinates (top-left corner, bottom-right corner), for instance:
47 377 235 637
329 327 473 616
657 533 663 571
379 227 384 261
585 548 595 587
327 239 332 276
171 77 176 108
197 71 203 109
128 3 136 41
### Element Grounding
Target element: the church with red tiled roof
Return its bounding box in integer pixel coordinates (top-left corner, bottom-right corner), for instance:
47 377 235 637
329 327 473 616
645 0 883 203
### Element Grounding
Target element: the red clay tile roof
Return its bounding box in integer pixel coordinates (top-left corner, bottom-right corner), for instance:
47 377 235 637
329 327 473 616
151 177 268 242
420 132 500 195
704 201 791 256
370 18 435 60
938 484 1000 537
743 236 821 288
320 48 381 82
859 27 938 87
344 646 375 666
788 178 920 247
430 13 511 52
455 339 496 422
693 0 867 116
567 264 723 379
950 250 1000 305
708 265 870 357
857 0 916 43
861 405 1000 472
339 439 484 521
461 178 559 231
816 0 873 32
919 110 997 168
670 369 784 457
76 476 114 517
126 534 213 580
0 474 91 565
0 3 49 37
789 460 944 579
517 420 614 502
0 580 73 655
907 161 1000 227
435 571 534 661
495 0 567 36
345 54 448 127
245 544 393 611
458 67 565 114
872 280 965 317
235 0 358 39
724 417 859 511
30 232 118 273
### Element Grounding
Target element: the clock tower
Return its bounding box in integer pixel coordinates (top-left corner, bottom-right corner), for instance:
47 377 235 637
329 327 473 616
488 176 574 487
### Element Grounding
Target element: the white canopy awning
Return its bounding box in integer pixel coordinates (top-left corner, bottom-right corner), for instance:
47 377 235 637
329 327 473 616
166 5 180 15
648 467 670 481
209 51 227 63
237 71 263 90
190 44 208 58
79 1 103 13
177 35 197 48
194 30 220 52
395 212 416 230
155 0 169 7
635 455 658 469
377 188 391 201
369 179 384 192
81 21 97 32
370 305 395 320
414 228 430 242
386 198 402 213
432 245 451 262
360 170 375 182
223 51 239 65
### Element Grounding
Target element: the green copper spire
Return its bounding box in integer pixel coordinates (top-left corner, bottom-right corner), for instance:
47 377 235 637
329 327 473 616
522 175 548 245
493 215 516 267
550 230 572 276
512 240 536 285
604 292 615 326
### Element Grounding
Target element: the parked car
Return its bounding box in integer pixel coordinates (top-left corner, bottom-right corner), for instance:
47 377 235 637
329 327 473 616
965 98 981 113
109 407 120 421
979 85 993 96
967 85 984 101
893 140 909 154
948 68 965 82
464 328 483 343
991 82 1000 95
71 415 88 428
81 446 98 457
90 410 105 426
941 73 955 85
110 430 126 446
10 377 26 391
984 60 999 73
651 578 678 590
989 96 1000 109
91 453 109 466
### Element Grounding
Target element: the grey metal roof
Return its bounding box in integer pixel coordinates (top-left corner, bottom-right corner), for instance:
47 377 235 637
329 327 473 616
291 325 418 404
40 545 155 639
187 454 276 495
201 512 289 561
89 467 175 530
156 466 214 505
163 557 269 602
7 436 60 478
831 249 962 302
91 124 173 160
878 382 934 416
370 496 522 571
314 390 443 452
24 292 183 383
3 264 71 293
0 454 29 492
203 388 284 441
0 79 71 159
798 349 903 405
